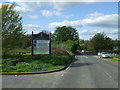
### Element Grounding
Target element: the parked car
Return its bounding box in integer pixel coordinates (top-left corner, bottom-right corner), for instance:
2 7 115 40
100 52 110 58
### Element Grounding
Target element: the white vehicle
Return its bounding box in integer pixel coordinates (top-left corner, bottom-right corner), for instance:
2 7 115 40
100 52 110 58
82 50 84 53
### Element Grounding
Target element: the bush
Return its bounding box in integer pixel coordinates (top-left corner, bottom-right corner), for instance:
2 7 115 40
52 40 79 54
52 48 68 55
2 58 20 66
71 43 78 53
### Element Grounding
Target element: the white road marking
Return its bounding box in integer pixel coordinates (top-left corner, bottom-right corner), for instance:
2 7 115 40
66 67 69 70
66 63 72 70
66 58 74 70
105 72 112 78
85 56 88 59
105 71 118 87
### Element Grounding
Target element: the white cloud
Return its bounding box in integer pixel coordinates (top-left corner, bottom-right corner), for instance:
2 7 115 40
3 1 85 15
88 12 104 18
79 29 118 35
23 24 41 34
41 10 57 17
23 24 41 28
78 29 118 40
41 10 73 18
15 2 41 13
48 13 118 28
49 2 84 11
15 6 29 13
5 0 119 2
51 30 54 34
28 15 38 19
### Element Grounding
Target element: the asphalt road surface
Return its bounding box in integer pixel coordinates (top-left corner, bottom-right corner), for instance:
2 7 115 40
2 55 118 88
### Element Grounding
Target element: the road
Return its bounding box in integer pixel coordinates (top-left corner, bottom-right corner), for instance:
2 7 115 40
2 55 118 88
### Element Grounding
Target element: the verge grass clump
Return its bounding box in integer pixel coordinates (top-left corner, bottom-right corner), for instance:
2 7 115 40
2 54 74 73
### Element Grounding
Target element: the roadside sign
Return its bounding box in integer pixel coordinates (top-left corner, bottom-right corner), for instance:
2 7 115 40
32 31 51 55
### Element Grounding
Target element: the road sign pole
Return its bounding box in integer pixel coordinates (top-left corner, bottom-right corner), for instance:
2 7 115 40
32 31 33 56
49 32 51 55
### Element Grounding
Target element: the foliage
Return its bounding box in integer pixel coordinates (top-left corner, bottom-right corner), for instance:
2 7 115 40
2 55 73 72
84 40 94 50
91 33 113 52
78 39 94 51
52 40 79 54
112 40 120 50
70 40 79 53
23 35 32 48
53 26 79 42
1 3 25 52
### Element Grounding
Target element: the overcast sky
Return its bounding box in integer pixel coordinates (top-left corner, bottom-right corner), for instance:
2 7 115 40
2 0 119 40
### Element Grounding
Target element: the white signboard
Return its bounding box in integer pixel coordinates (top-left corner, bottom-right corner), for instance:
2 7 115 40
33 40 50 54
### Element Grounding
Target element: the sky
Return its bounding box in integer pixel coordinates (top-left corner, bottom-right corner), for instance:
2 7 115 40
2 0 119 40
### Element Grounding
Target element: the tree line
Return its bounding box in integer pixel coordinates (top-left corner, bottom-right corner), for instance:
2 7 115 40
52 26 119 53
1 3 120 54
79 33 120 53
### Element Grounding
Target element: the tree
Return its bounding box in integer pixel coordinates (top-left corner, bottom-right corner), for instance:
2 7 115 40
23 34 32 48
68 26 79 41
71 40 79 53
84 40 94 51
91 33 113 52
2 3 25 52
104 37 113 50
53 26 79 42
113 39 120 50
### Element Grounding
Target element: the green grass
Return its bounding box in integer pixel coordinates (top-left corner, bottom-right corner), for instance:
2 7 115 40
3 47 32 56
111 55 120 62
10 47 30 52
111 59 120 61
111 55 120 59
2 44 74 73
2 55 74 73
102 55 120 62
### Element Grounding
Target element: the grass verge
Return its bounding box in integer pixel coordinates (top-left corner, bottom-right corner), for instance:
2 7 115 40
2 55 74 73
111 59 120 61
109 55 120 62
110 55 120 59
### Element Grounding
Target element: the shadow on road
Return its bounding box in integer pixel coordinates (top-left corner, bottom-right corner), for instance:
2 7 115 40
70 62 95 68
77 53 96 55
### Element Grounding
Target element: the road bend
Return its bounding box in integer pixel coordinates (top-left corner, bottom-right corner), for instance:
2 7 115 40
2 55 118 88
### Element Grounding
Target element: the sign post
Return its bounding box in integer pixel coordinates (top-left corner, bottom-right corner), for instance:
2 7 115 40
49 32 51 55
32 31 34 55
32 31 51 55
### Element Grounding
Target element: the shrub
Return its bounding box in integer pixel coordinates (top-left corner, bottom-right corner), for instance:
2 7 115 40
71 43 79 53
52 40 79 55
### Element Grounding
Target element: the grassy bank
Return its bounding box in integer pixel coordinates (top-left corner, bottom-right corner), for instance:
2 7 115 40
111 55 120 59
110 55 120 61
2 55 74 73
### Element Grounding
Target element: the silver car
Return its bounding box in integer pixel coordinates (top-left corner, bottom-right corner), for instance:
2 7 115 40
100 52 110 58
